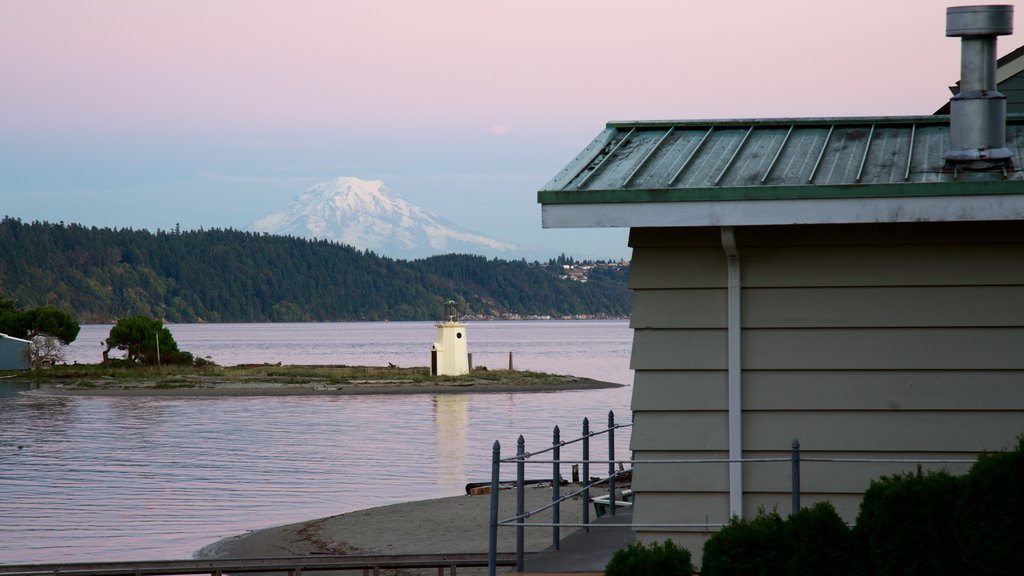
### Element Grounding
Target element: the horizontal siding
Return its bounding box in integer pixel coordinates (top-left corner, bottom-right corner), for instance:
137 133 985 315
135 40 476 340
633 286 1024 329
744 411 1024 452
742 244 1024 287
743 285 1024 327
630 288 726 329
631 328 1024 370
628 246 725 289
632 370 1024 412
739 451 976 494
632 450 730 492
633 450 977 493
633 492 729 525
743 328 1024 369
631 370 727 411
743 370 1024 410
631 411 726 451
630 329 726 370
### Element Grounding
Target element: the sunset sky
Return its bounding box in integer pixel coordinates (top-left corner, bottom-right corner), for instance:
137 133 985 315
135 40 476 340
3 1 1021 259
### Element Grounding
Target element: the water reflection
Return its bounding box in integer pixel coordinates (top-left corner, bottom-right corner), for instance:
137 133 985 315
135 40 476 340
432 395 469 484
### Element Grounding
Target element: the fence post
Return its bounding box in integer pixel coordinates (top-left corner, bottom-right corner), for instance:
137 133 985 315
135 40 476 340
516 435 525 572
488 440 500 576
791 438 801 515
608 410 616 517
582 417 590 532
552 425 561 550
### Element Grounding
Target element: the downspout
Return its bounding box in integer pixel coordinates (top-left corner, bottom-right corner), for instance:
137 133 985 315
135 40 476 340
721 226 743 518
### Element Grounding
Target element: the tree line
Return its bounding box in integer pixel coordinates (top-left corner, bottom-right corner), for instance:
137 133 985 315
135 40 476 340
0 217 631 323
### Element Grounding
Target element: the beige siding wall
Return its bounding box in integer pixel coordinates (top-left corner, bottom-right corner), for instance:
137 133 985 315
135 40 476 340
627 222 1024 560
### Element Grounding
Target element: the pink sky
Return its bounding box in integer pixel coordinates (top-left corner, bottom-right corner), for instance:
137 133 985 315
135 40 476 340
7 1 1012 134
2 1 1021 258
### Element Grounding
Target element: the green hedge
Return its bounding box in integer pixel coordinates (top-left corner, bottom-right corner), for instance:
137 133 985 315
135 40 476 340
956 435 1024 575
701 503 858 576
701 509 785 576
693 435 1023 576
785 502 861 576
604 539 693 576
855 468 961 576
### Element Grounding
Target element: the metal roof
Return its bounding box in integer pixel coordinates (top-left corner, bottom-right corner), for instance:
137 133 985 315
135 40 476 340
539 115 1024 207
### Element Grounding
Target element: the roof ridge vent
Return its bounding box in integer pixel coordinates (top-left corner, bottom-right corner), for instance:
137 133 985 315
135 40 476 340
944 4 1014 169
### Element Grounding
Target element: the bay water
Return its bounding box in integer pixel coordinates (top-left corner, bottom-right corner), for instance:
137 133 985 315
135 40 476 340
0 321 633 564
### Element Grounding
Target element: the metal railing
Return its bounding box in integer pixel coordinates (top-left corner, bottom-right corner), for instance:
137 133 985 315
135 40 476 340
0 553 516 576
486 414 980 575
487 411 632 575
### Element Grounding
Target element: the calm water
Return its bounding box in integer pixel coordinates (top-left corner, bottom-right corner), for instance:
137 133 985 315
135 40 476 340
0 321 633 564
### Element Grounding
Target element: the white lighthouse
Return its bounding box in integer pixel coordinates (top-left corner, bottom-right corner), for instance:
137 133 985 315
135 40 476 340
431 300 470 376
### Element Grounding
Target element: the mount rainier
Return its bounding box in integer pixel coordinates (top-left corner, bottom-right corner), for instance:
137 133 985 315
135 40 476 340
252 177 520 260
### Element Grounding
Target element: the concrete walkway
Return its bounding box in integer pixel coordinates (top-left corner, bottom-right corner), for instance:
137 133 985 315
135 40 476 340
516 509 634 574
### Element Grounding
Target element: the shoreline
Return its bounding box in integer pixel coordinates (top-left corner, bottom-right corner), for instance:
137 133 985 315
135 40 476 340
13 365 623 397
195 486 595 560
27 377 621 397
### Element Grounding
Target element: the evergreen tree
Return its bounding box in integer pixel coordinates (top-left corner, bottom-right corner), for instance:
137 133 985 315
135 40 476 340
0 217 631 322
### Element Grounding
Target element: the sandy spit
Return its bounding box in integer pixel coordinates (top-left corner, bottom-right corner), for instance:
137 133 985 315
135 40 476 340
195 487 589 559
26 377 621 397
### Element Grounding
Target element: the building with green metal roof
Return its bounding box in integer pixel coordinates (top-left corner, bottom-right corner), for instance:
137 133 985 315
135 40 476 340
540 115 1024 223
538 5 1024 561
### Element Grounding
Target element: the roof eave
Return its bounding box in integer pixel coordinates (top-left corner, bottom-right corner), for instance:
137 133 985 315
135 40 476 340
541 193 1024 229
538 180 1024 205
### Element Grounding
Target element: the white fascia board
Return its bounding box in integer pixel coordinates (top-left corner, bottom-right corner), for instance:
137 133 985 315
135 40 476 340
541 195 1024 229
998 54 1024 84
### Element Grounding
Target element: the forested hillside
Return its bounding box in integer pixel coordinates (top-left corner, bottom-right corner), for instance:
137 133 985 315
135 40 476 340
0 217 630 323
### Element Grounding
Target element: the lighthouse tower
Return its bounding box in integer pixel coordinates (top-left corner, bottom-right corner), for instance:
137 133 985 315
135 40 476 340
431 300 470 376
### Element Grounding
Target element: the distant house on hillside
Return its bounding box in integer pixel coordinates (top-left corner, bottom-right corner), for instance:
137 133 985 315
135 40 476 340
0 333 30 370
537 5 1024 559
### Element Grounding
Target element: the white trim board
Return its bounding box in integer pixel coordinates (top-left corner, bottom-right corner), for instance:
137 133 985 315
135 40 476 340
541 195 1024 229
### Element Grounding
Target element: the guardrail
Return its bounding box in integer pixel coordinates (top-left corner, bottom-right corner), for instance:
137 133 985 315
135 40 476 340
487 411 632 575
485 414 980 576
0 553 516 576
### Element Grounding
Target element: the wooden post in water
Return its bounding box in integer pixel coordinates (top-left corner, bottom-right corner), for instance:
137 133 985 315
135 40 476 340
508 352 514 371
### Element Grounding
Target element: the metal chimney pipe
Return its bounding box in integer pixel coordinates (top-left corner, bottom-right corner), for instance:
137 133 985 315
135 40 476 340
944 5 1014 168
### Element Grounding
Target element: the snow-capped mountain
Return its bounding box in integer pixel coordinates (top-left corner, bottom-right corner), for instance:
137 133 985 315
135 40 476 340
253 177 520 260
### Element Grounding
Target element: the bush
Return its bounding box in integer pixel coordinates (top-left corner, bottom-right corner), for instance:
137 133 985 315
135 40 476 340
855 467 961 576
784 501 861 576
696 436 1022 576
104 316 197 365
604 538 693 576
956 435 1024 575
701 509 786 576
